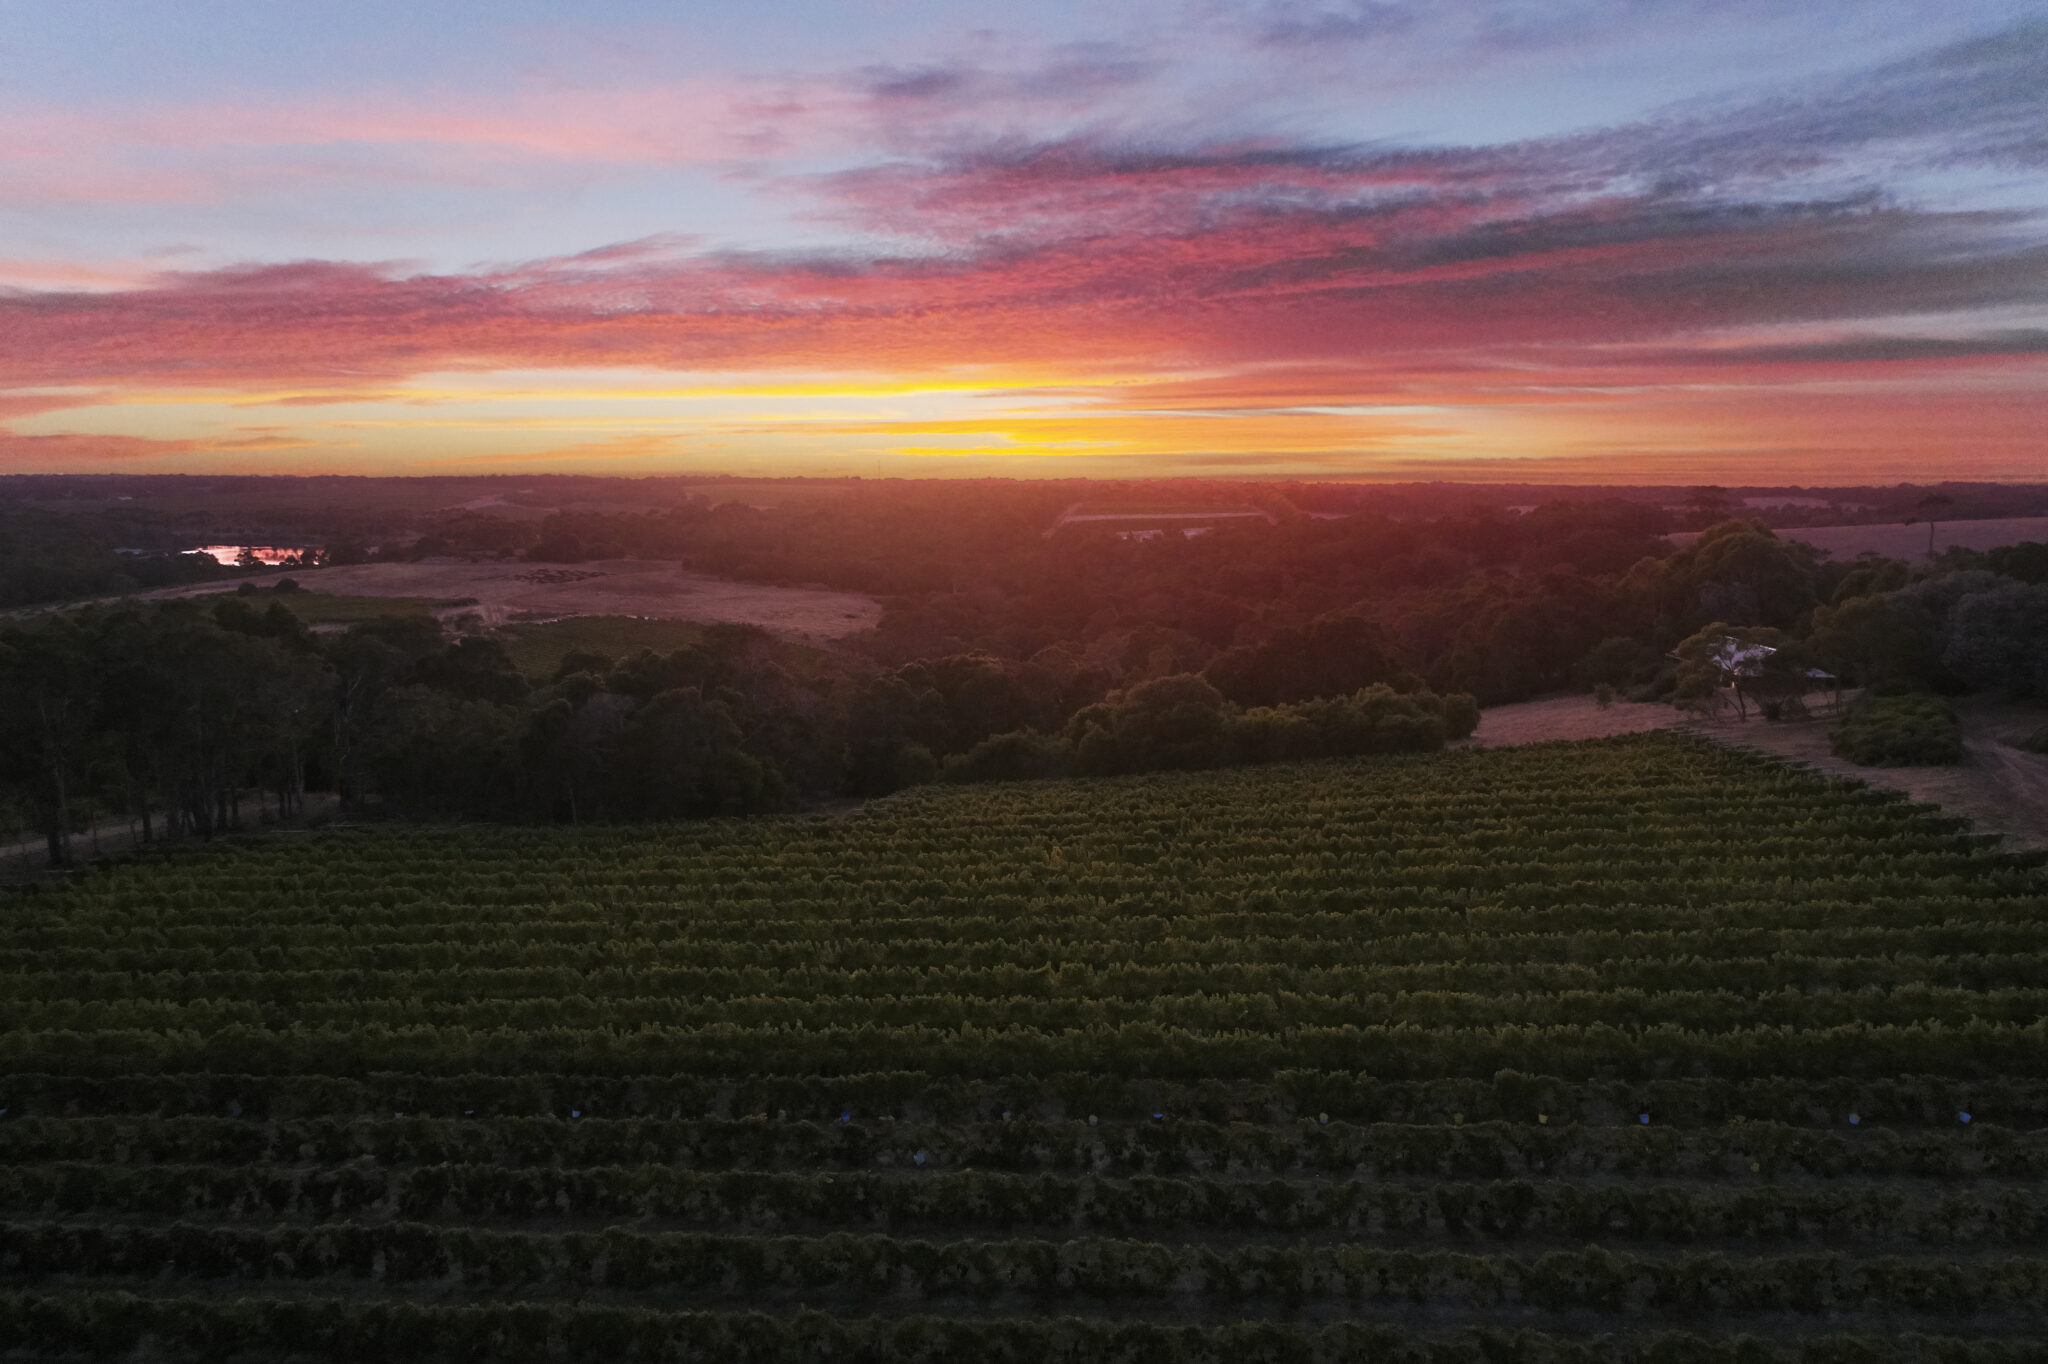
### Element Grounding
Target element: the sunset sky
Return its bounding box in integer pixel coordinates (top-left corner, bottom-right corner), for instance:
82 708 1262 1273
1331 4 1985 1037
2 1 2045 482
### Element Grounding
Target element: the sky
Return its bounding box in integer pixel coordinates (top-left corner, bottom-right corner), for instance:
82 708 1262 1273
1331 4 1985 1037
1 0 2045 483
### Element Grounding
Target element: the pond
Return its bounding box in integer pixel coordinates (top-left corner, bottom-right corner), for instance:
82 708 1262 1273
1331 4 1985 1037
192 546 316 567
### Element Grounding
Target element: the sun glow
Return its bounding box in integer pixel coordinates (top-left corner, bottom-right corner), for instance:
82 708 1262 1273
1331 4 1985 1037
2 5 2044 480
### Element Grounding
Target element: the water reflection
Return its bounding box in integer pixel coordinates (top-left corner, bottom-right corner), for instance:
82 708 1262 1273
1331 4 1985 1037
194 546 314 566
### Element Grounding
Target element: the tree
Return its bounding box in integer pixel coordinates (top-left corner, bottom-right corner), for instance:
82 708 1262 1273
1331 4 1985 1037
897 653 1045 753
1652 521 1821 632
1574 636 1664 691
1944 582 2048 698
0 618 94 866
1670 622 1813 721
1066 674 1231 774
1910 492 1956 558
1204 611 1403 708
325 617 446 807
363 685 520 817
613 687 780 816
416 636 529 706
1686 486 1733 529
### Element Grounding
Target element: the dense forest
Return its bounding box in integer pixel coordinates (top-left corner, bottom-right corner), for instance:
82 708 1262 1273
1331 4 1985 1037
2 478 2044 864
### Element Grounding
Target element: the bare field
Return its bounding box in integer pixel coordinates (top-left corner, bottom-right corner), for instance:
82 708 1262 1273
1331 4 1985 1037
137 559 882 641
1667 515 2048 559
1462 694 1686 747
1469 693 2048 850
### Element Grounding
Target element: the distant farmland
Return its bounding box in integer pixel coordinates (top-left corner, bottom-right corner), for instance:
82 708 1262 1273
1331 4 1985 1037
1668 514 2048 559
131 558 882 641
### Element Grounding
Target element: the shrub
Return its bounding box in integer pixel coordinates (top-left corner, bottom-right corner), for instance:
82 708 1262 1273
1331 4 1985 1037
943 681 1476 784
1574 636 1663 690
847 739 939 795
1830 693 1963 766
1068 675 1233 775
943 731 1072 783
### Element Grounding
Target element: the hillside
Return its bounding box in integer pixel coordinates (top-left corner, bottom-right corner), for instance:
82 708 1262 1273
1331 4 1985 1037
4 734 2046 1359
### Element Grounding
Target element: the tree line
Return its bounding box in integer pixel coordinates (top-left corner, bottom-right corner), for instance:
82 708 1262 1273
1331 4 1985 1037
0 585 1477 865
7 486 2044 863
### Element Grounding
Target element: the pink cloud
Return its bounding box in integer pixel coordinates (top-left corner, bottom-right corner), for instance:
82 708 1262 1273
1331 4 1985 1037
239 391 403 407
0 52 1163 211
0 121 2040 487
0 257 170 291
1 186 2036 394
0 391 112 419
202 434 326 451
0 85 816 208
0 431 198 468
416 433 693 467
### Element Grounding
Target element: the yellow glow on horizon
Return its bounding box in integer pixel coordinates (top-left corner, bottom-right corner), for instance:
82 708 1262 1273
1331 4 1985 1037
5 352 2043 483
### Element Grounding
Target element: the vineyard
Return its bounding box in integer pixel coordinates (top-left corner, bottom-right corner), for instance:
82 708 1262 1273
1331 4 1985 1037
2 731 2047 1361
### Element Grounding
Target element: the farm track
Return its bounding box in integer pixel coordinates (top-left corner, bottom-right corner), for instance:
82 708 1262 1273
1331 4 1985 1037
5 732 2048 1358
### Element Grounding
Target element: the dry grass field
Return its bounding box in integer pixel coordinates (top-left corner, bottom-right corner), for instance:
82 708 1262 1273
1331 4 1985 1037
135 558 882 641
1668 515 2048 559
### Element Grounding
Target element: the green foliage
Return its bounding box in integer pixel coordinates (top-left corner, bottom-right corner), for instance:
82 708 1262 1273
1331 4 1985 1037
7 1296 2043 1364
1830 693 1964 766
2 734 2046 1354
956 677 1480 781
1807 571 2009 694
0 507 228 610
1649 520 1823 632
260 589 441 625
1668 622 1805 714
497 616 705 680
1944 540 2048 586
1944 582 2048 698
942 730 1072 783
1203 610 1401 707
1574 635 1663 690
1828 557 1911 605
1985 540 2048 585
1068 673 1233 773
1230 684 1463 762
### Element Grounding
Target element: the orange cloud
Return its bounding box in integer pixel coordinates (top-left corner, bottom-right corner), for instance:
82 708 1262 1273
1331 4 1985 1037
0 431 199 466
4 90 2045 481
0 391 111 420
201 434 327 451
414 432 697 467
